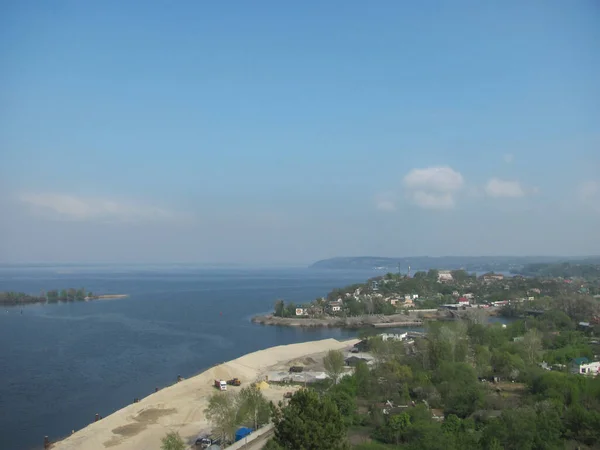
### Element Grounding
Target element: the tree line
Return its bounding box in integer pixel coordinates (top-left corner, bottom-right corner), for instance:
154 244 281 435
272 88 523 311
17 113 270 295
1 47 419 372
0 288 93 306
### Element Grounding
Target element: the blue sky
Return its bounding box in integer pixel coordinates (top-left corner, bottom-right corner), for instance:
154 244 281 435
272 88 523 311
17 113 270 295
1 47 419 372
1 1 599 264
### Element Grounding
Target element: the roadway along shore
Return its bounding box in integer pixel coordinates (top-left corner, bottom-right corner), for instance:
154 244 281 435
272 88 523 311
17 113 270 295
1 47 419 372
50 338 358 450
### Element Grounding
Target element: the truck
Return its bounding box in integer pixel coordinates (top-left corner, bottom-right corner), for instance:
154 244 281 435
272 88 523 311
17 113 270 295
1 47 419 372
214 379 227 391
227 378 241 386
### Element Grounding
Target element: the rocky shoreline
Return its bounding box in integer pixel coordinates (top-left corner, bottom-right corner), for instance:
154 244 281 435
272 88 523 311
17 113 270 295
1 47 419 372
251 313 428 329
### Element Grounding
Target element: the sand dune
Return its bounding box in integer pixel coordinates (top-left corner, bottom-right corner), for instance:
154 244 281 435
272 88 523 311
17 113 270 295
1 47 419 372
51 338 358 450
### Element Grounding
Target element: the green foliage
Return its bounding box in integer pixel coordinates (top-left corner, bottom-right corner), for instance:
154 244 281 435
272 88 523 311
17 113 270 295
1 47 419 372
272 389 348 449
160 431 185 450
274 300 285 317
263 438 284 450
204 393 240 444
324 349 346 385
238 385 271 430
481 405 563 450
327 387 357 425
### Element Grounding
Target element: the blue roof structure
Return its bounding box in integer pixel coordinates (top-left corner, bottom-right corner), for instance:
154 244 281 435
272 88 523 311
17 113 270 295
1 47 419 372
572 357 590 366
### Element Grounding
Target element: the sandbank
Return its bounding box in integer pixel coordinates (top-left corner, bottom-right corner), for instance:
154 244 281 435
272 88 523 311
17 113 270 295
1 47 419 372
51 338 358 450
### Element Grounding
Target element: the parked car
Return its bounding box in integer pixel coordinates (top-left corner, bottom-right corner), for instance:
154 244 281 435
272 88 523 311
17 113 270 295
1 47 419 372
195 435 212 448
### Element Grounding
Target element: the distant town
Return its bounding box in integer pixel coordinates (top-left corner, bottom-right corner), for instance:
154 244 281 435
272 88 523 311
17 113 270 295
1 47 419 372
265 262 600 326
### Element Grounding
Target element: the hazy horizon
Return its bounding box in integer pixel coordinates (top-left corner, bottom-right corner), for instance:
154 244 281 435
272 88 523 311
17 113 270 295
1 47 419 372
2 2 599 263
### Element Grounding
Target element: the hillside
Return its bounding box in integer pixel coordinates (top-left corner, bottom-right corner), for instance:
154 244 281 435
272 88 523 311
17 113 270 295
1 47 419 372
309 256 594 272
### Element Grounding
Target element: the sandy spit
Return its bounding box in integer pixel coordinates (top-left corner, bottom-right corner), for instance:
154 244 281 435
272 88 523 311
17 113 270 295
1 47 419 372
51 338 358 450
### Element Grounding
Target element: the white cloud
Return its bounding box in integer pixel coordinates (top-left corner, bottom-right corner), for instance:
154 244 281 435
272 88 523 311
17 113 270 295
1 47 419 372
484 178 525 198
503 153 514 164
403 166 464 209
19 193 174 222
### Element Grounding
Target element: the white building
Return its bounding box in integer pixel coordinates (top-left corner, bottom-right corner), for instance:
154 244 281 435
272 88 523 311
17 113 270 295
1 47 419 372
572 361 600 376
438 271 453 282
380 332 408 342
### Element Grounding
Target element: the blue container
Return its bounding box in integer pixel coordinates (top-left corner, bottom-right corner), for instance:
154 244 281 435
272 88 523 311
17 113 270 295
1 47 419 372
235 427 253 442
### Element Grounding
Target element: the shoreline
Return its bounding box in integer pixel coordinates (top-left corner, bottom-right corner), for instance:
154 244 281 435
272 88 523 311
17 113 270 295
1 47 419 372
50 338 358 450
251 312 437 329
86 294 129 300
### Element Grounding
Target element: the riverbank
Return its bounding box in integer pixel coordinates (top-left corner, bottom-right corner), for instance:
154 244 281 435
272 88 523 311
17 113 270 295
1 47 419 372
50 338 358 450
251 312 438 328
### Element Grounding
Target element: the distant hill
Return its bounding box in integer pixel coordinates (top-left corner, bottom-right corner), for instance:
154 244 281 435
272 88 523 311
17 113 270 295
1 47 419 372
309 256 600 273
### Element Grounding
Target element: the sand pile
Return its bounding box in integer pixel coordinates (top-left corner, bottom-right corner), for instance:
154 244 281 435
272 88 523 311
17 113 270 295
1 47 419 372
51 338 357 450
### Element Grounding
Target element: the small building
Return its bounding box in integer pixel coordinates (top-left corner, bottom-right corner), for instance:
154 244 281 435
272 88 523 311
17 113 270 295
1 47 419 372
295 308 307 316
481 273 505 283
570 358 600 376
345 356 369 367
328 302 342 313
438 271 453 283
353 340 369 352
307 306 323 316
431 409 445 421
458 297 470 306
380 332 407 342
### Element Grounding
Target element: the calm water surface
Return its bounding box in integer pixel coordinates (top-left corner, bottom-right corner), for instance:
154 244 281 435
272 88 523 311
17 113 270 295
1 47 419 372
0 266 381 450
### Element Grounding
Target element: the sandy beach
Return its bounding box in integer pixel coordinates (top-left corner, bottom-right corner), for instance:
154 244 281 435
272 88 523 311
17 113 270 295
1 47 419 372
51 338 358 450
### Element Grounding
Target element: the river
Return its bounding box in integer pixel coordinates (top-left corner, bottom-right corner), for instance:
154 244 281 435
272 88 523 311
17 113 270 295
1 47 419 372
0 266 383 450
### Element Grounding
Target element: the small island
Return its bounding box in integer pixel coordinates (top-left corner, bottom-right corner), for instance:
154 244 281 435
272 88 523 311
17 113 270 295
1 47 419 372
254 263 600 328
0 288 129 307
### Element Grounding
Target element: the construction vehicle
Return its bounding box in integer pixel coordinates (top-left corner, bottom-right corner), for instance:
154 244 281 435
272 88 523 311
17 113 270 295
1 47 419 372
214 379 227 391
227 378 241 386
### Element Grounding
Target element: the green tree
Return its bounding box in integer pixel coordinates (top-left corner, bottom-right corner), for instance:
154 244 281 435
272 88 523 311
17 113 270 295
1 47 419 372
204 392 240 444
384 412 411 445
160 431 185 450
285 302 296 318
67 288 77 301
274 300 285 317
327 388 356 425
520 329 542 364
238 385 271 430
272 389 348 449
75 288 86 301
355 361 371 397
323 349 345 385
59 289 68 301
